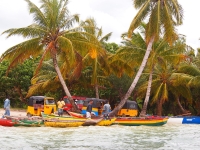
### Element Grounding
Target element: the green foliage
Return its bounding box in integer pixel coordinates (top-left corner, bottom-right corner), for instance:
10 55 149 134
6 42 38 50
103 42 119 54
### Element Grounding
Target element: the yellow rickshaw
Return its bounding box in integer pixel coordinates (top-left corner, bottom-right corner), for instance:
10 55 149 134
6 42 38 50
117 100 138 117
27 96 56 117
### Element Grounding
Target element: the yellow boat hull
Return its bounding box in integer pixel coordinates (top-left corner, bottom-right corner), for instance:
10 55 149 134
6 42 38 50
44 121 84 127
97 118 116 126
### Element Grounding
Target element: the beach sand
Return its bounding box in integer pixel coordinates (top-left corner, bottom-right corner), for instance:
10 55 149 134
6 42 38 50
0 108 27 117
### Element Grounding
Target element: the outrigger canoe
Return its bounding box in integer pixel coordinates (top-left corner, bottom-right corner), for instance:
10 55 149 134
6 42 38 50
68 111 167 126
43 112 116 126
114 116 168 126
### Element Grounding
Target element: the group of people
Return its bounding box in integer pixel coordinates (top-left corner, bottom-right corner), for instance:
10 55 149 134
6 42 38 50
57 98 111 119
1 96 111 119
86 100 111 119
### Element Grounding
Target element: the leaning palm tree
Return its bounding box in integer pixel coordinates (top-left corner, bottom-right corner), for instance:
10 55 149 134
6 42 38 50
109 0 183 116
0 0 98 112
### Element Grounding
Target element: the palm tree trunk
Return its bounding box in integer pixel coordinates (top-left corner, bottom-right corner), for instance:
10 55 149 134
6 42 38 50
14 86 27 103
109 36 155 117
94 57 100 99
51 52 79 112
157 99 162 116
139 66 153 117
176 95 188 114
95 84 99 98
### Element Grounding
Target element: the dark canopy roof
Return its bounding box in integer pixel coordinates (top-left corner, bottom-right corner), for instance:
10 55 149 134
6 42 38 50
122 100 138 109
83 98 106 107
29 96 45 102
27 96 45 106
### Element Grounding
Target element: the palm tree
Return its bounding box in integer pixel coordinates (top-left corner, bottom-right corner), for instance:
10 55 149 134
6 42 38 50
0 0 98 112
110 0 183 116
80 18 112 98
139 37 187 116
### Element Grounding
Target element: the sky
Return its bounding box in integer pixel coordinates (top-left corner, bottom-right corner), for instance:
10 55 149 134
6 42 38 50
0 0 199 56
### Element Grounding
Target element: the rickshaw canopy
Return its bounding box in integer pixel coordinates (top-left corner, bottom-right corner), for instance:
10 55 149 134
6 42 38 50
83 98 106 108
27 96 54 106
122 100 138 110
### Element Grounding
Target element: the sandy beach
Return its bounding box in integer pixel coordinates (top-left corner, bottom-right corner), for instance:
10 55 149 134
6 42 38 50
0 108 27 117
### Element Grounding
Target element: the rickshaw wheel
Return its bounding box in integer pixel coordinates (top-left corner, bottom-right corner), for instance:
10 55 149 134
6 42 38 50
122 114 126 117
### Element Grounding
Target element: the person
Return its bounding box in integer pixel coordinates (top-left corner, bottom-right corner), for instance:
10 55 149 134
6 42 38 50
57 98 65 116
102 100 111 118
2 96 10 118
86 100 93 119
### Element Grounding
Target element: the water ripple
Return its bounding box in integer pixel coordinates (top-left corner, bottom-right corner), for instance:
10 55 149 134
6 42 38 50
0 124 200 150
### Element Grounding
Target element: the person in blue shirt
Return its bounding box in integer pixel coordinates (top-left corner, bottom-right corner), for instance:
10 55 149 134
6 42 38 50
2 96 10 118
102 100 111 119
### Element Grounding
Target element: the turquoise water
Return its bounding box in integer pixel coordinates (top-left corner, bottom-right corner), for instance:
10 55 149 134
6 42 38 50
0 124 200 150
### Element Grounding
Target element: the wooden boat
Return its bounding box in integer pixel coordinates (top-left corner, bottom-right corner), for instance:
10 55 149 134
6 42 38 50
114 116 168 126
44 112 116 126
67 111 97 119
14 120 43 127
68 111 116 126
41 112 72 119
68 111 85 118
42 112 87 127
0 119 16 127
5 116 43 127
44 119 85 127
41 112 85 122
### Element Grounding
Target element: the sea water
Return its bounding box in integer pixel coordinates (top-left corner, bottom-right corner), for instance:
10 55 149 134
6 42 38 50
0 124 199 150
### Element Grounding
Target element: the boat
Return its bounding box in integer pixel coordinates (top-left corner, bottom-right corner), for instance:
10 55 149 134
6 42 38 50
14 120 43 127
113 116 168 126
44 112 116 126
68 111 167 126
167 116 200 124
67 111 100 119
5 116 43 127
67 111 86 118
0 119 16 127
96 118 116 126
44 119 85 127
41 112 73 119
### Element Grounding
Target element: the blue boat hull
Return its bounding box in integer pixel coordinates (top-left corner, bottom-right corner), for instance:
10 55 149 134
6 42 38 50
182 116 200 124
167 116 200 124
